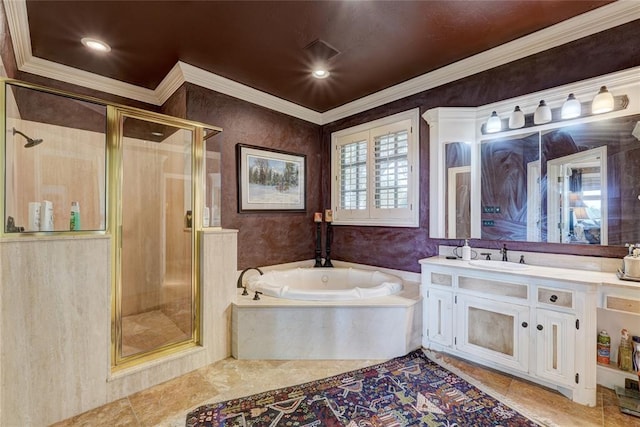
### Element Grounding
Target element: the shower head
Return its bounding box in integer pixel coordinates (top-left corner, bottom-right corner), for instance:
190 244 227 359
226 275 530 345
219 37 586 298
12 127 43 148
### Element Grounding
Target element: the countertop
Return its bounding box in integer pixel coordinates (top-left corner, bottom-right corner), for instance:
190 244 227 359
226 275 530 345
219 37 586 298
419 256 640 290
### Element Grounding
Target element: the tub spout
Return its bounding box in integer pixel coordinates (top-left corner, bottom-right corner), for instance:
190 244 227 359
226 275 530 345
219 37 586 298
237 267 263 294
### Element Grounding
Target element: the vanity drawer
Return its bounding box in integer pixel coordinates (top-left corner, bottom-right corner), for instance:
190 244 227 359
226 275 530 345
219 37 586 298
458 276 527 299
537 288 573 308
431 272 452 287
605 295 640 315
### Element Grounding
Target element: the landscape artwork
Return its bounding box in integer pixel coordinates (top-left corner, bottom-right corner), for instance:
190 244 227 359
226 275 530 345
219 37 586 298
237 144 306 212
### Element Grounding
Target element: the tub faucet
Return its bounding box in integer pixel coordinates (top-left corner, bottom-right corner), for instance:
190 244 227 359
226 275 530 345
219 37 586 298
501 244 508 262
237 267 263 295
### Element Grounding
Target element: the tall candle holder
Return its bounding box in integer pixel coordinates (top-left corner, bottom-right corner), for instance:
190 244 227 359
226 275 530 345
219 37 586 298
323 209 334 267
314 212 323 267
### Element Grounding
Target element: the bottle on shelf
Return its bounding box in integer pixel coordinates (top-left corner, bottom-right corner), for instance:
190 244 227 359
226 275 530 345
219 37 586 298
69 201 81 231
618 329 634 372
597 330 611 365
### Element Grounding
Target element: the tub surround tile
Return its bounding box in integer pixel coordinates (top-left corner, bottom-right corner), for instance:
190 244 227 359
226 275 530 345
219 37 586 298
232 270 422 360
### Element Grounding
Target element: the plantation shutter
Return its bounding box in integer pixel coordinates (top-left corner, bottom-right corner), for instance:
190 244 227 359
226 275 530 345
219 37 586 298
330 109 419 227
339 139 368 210
374 130 409 209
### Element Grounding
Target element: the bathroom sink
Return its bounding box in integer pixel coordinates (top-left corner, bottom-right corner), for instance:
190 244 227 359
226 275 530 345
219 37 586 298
468 260 530 271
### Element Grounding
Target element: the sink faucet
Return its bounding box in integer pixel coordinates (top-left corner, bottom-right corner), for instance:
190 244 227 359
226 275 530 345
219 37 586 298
237 267 263 295
501 244 508 262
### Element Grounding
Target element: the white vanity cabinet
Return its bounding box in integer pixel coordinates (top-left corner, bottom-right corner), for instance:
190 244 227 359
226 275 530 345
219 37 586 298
455 294 530 373
420 257 598 406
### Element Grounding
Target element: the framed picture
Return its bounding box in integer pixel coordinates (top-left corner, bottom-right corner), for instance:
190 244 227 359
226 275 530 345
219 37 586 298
237 144 306 212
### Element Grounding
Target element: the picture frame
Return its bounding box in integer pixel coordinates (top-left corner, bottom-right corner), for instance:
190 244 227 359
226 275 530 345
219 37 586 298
237 144 306 212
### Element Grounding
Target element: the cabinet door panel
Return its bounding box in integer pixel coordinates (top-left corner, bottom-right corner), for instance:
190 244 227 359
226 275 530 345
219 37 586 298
426 289 453 347
456 295 529 372
535 309 575 386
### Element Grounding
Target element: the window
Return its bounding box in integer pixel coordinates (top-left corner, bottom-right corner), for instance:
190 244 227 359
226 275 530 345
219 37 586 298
331 109 419 227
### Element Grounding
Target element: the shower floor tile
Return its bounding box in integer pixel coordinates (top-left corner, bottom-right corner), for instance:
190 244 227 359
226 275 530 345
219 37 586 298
121 309 190 357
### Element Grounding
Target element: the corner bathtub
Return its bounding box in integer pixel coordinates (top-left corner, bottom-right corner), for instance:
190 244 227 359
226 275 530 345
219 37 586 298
246 267 403 301
233 267 421 360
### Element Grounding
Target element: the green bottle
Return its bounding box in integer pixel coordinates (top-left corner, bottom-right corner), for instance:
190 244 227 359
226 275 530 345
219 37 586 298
70 201 81 231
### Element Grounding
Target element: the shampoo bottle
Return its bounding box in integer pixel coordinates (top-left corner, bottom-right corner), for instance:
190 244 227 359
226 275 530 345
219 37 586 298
69 201 80 231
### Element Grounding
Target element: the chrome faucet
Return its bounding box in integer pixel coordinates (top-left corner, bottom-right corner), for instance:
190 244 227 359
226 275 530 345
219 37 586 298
501 244 508 262
237 267 263 295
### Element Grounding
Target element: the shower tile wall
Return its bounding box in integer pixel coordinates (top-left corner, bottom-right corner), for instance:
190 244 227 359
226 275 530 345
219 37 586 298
0 230 237 426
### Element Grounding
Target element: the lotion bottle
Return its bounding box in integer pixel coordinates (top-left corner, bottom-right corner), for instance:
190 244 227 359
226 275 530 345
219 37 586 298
462 239 471 261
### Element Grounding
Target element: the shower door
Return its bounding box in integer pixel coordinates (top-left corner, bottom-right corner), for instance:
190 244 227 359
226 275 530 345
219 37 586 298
111 110 204 369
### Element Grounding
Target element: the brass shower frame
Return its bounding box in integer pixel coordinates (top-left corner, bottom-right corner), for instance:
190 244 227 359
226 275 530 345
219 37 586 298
0 78 222 372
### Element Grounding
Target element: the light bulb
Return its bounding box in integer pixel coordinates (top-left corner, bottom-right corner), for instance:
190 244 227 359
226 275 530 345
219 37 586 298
591 86 614 114
312 69 330 79
81 37 111 52
485 111 502 133
508 106 525 129
533 100 552 124
561 93 581 119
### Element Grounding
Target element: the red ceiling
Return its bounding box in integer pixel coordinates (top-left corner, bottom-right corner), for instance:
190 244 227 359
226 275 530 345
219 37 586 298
25 1 612 112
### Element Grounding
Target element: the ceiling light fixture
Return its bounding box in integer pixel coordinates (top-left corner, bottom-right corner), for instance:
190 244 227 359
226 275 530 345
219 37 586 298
312 68 330 79
591 86 614 114
81 37 111 52
561 93 581 119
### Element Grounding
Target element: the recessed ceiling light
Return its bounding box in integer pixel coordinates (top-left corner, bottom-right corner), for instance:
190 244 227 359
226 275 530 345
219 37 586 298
312 69 330 79
81 37 111 52
151 132 164 137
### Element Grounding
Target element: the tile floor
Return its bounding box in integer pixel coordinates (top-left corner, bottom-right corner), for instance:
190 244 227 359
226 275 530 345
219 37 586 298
121 310 189 357
53 350 640 427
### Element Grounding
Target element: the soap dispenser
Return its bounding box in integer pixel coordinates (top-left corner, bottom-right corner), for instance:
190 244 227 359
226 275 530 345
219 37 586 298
462 239 471 261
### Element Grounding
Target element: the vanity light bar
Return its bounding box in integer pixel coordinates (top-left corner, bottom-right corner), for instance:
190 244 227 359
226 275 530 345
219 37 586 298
481 90 629 135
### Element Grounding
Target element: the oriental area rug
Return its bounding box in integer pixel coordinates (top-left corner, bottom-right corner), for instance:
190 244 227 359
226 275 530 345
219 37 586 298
186 349 542 427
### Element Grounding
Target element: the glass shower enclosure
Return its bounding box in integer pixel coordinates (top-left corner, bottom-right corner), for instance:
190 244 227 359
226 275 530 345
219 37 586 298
0 80 222 371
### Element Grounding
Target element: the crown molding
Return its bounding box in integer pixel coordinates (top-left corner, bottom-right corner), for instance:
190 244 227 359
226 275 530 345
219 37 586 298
4 0 640 126
321 1 640 124
177 62 323 124
155 62 187 105
4 0 158 104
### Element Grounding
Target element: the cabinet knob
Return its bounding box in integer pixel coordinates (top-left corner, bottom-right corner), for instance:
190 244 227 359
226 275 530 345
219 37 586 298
537 324 544 331
549 295 558 302
521 322 528 328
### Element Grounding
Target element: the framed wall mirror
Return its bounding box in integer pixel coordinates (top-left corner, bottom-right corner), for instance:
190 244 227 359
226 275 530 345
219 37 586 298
425 67 640 248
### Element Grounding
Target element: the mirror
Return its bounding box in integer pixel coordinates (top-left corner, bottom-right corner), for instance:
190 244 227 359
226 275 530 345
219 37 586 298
445 142 471 238
540 114 640 245
476 113 640 246
480 132 540 241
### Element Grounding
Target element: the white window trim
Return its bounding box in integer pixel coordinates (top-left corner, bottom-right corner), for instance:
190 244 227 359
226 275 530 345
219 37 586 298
331 108 420 227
